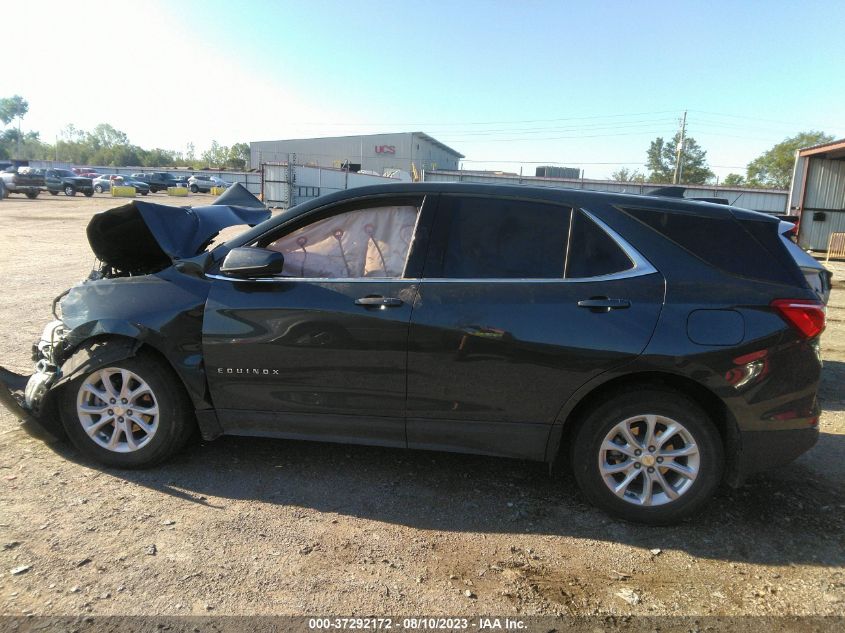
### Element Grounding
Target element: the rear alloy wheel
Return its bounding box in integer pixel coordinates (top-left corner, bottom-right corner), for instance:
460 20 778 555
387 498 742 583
64 185 75 196
60 350 194 468
94 185 104 194
572 389 723 524
190 184 199 193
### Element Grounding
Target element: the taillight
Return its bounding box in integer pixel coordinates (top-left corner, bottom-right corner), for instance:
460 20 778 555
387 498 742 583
771 299 825 338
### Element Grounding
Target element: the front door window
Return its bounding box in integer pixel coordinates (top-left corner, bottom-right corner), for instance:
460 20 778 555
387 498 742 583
266 205 420 279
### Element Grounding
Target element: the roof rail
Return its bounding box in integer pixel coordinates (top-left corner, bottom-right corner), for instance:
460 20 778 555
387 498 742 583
649 185 729 205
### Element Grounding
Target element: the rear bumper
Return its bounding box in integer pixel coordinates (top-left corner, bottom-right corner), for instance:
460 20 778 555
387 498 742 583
738 426 819 476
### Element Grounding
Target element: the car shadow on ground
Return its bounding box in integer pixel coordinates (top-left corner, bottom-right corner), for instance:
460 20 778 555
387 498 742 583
32 419 845 569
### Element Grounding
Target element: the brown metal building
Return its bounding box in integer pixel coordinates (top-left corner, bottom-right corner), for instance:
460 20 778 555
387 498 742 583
790 138 845 251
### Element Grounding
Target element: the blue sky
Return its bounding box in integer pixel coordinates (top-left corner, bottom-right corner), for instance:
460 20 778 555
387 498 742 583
4 0 843 179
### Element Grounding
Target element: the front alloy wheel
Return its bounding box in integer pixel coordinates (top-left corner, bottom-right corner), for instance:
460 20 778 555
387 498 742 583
76 367 159 452
60 349 194 468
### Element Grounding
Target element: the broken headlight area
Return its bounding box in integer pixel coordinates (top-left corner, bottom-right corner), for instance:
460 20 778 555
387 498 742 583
25 320 67 416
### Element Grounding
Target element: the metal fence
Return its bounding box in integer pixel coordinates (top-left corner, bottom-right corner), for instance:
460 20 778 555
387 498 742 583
261 162 398 208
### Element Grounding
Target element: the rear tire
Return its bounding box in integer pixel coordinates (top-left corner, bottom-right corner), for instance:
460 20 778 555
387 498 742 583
84 191 94 197
25 191 39 199
59 349 194 468
94 185 104 194
190 184 198 193
572 388 723 525
64 185 75 196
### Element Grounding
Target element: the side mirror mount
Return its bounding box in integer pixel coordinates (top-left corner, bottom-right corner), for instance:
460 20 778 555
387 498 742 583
220 247 284 279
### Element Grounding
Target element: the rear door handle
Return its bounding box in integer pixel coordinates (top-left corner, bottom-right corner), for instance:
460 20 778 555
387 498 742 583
577 297 631 311
354 296 404 308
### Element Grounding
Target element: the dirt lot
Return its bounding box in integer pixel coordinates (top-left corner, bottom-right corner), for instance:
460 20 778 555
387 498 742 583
0 193 843 618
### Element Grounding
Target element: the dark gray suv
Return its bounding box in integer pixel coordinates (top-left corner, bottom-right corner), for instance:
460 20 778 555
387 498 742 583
0 183 826 524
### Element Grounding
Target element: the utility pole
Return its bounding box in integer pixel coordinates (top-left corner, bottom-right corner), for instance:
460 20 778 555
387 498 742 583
16 100 22 158
672 110 687 185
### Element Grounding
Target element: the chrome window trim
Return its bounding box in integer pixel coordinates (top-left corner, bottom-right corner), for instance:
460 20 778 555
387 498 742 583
578 208 657 278
206 207 657 284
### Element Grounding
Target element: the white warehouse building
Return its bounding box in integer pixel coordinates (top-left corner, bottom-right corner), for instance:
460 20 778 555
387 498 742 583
250 132 464 175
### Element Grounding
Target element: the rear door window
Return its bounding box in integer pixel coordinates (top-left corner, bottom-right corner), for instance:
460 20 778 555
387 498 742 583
428 196 571 278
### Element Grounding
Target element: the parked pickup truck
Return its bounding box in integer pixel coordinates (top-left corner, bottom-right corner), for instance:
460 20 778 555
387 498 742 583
0 167 44 198
44 169 94 197
130 172 189 193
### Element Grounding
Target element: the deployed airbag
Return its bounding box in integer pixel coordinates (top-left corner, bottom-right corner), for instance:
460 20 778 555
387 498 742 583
267 206 419 278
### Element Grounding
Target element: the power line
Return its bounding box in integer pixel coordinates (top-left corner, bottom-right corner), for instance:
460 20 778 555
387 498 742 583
690 109 842 131
295 109 683 128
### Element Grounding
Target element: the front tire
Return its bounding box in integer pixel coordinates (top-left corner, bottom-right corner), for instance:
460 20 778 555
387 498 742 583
59 350 194 468
572 388 723 525
84 191 94 197
25 191 39 199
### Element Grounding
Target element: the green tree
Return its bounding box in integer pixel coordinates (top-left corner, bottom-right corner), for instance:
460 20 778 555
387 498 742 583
646 132 714 184
722 173 746 187
201 140 230 167
228 142 250 170
0 95 29 126
0 129 50 160
87 123 130 150
746 131 834 188
611 167 644 182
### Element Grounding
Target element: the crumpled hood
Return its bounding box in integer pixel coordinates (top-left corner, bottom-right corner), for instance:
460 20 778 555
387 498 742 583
86 184 270 274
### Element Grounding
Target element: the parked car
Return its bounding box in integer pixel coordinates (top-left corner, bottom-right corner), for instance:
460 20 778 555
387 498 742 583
188 174 231 193
0 183 825 524
0 167 44 198
93 174 150 195
44 169 94 197
72 168 100 178
130 172 189 193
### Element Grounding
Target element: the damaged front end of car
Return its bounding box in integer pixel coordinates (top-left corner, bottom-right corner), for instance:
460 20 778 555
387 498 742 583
0 183 270 438
0 319 66 435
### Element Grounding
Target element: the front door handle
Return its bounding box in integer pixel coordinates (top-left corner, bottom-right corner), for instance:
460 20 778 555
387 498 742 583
354 296 404 308
577 297 631 312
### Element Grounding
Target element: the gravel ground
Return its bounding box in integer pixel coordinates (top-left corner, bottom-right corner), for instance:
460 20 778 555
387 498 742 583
0 194 843 617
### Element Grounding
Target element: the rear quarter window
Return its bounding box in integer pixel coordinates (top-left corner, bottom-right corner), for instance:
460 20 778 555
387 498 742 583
621 206 801 286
